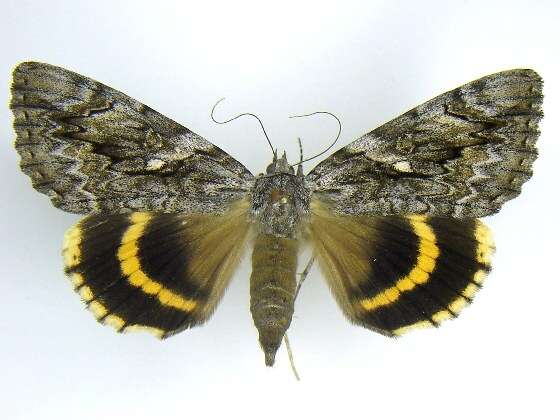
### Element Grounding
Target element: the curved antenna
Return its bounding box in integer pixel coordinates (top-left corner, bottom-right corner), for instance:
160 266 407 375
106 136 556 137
288 111 342 166
211 98 275 155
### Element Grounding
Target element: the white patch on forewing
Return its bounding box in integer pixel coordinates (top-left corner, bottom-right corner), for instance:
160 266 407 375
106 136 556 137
393 161 412 172
146 159 166 170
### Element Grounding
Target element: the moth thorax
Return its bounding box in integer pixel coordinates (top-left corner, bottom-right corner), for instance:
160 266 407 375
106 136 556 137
250 233 298 366
250 173 310 238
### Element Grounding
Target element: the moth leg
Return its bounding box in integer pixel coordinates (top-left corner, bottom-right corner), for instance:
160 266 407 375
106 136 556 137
295 256 315 301
280 256 314 380
283 333 301 381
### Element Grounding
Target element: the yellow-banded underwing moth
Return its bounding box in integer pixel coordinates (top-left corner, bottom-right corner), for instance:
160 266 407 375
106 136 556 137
11 62 542 366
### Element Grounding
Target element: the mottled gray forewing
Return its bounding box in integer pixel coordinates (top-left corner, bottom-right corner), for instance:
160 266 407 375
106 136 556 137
11 62 254 215
307 69 543 217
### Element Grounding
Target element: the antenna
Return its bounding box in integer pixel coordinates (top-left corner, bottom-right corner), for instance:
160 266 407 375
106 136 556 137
211 98 275 156
288 111 342 166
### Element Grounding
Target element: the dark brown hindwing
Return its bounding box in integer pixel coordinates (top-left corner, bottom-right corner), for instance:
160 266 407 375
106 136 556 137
63 202 250 337
309 201 494 336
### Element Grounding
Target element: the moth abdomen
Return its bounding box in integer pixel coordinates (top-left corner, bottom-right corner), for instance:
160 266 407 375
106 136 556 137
250 233 298 366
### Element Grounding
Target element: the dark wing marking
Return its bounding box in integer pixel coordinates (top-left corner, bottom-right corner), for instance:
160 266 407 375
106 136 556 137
11 62 253 215
308 201 494 336
307 69 543 217
62 201 250 337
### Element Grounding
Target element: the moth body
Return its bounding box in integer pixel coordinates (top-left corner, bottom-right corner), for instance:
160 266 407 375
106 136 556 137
249 152 310 365
12 62 543 368
250 234 298 366
249 151 310 237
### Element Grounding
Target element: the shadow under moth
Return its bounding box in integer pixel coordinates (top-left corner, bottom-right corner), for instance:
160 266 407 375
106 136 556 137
11 62 543 366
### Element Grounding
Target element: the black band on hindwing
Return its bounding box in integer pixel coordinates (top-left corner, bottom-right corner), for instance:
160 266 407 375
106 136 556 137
64 213 202 335
137 214 204 299
355 216 492 334
360 217 418 296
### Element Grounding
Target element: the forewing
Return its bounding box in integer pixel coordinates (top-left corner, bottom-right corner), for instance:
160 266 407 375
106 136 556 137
11 62 254 214
307 69 543 217
308 201 494 336
62 200 250 337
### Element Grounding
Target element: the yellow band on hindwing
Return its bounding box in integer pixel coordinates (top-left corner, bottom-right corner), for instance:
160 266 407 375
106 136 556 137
360 215 440 311
475 221 494 265
352 216 495 336
78 287 148 334
391 320 433 336
390 219 494 336
62 223 83 268
425 279 485 329
61 203 251 339
117 212 198 313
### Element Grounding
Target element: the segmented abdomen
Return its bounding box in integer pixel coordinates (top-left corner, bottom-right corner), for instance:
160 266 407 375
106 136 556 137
250 233 298 366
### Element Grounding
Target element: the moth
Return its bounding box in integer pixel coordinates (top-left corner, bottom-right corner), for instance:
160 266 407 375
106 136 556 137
11 62 543 366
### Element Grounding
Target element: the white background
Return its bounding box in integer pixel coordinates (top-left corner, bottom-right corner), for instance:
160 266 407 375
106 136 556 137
1 1 559 419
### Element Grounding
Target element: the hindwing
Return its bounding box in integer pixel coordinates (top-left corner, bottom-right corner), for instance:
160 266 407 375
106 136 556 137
309 201 494 336
62 201 250 337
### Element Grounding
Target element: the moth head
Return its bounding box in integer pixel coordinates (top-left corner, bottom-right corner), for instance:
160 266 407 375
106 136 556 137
266 150 295 175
